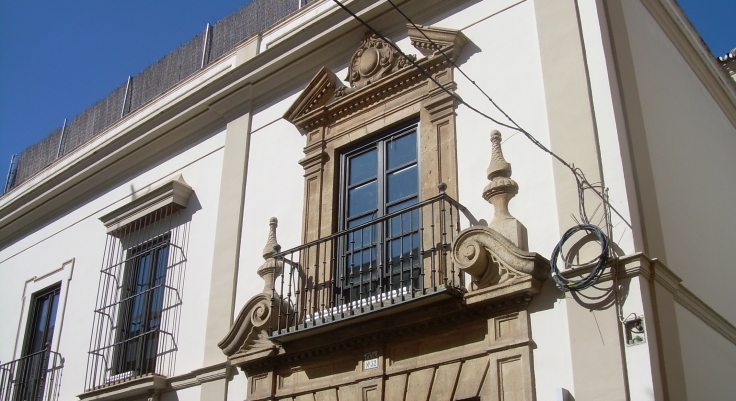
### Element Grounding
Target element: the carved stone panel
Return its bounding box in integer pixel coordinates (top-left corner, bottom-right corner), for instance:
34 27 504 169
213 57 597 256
345 33 416 90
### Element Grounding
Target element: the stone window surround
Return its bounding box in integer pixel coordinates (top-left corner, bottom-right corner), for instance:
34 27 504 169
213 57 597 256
286 27 467 247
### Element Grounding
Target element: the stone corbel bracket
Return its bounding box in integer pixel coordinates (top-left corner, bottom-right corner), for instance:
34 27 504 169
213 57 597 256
452 226 549 307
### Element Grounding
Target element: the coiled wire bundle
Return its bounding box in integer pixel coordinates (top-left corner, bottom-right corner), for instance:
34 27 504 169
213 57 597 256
550 223 610 291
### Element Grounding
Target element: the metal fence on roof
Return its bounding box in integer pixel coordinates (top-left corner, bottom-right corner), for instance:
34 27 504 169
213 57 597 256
5 0 302 192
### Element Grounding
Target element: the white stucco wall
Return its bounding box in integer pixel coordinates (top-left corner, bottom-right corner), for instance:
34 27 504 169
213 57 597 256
675 303 736 400
235 95 306 313
0 126 226 399
622 0 736 325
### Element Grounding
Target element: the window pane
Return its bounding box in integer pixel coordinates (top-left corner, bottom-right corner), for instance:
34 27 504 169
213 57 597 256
349 149 377 185
388 205 419 237
30 298 50 353
387 164 417 203
387 131 417 170
348 180 377 217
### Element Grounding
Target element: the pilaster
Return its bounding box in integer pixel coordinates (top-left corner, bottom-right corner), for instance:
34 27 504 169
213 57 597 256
533 1 628 399
201 85 253 400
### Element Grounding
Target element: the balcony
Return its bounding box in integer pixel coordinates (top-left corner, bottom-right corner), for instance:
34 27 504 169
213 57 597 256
0 348 63 401
267 191 478 340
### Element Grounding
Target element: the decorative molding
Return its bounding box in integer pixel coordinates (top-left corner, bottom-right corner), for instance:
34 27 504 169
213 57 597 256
99 174 193 236
13 258 75 359
168 362 231 391
232 301 527 375
407 24 469 60
282 67 338 123
79 363 231 398
674 282 736 345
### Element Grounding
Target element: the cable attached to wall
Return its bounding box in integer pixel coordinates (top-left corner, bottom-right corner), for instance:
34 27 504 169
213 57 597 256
331 0 613 292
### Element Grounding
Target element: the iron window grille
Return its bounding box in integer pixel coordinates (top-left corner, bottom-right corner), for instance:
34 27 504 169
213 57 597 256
0 348 63 401
85 204 189 390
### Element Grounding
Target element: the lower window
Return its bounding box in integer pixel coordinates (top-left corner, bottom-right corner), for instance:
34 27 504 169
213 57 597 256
15 284 61 401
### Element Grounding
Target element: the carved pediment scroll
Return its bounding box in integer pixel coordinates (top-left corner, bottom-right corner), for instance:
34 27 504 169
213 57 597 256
219 217 291 360
452 225 548 290
219 293 277 357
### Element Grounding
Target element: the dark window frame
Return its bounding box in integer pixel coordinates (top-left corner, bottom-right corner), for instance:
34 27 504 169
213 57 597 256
22 283 61 357
336 120 422 302
112 233 170 376
17 282 61 401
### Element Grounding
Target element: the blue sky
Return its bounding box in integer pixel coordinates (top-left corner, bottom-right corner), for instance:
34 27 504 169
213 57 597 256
0 0 734 188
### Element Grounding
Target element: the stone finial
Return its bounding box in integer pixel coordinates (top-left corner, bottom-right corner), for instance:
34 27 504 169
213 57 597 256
482 130 528 250
257 217 282 292
262 217 280 259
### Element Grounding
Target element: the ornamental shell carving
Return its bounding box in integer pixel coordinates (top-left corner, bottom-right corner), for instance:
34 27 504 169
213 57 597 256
345 33 416 90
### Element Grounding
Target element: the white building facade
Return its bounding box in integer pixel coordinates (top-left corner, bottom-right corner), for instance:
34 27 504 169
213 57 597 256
1 1 735 400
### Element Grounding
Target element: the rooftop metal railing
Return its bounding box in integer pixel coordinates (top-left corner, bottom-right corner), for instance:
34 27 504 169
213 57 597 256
269 190 478 337
0 348 63 401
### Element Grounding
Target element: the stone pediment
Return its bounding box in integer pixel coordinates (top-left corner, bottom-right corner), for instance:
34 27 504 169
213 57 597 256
282 67 338 123
282 26 471 132
406 24 469 60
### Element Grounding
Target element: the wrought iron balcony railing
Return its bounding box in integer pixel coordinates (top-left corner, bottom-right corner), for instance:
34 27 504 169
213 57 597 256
269 190 478 338
0 348 63 401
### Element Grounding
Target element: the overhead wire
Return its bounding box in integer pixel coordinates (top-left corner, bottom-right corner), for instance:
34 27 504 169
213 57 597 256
331 0 611 291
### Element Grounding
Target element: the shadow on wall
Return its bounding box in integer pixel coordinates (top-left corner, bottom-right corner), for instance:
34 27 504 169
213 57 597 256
159 391 180 401
180 190 203 222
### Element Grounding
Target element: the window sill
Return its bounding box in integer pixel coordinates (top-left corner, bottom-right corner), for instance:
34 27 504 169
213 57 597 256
78 374 167 401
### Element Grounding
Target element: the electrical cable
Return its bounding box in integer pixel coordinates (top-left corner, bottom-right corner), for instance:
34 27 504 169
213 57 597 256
331 0 611 291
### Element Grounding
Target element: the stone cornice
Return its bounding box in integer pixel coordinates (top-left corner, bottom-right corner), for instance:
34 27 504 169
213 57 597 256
282 67 338 123
99 175 193 236
407 24 469 60
560 252 736 346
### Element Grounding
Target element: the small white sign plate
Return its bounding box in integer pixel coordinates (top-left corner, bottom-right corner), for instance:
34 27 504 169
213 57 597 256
363 351 379 370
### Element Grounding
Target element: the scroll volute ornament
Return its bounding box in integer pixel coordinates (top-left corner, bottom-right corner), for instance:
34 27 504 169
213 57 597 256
219 217 288 358
452 131 547 292
345 33 416 90
452 226 547 289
